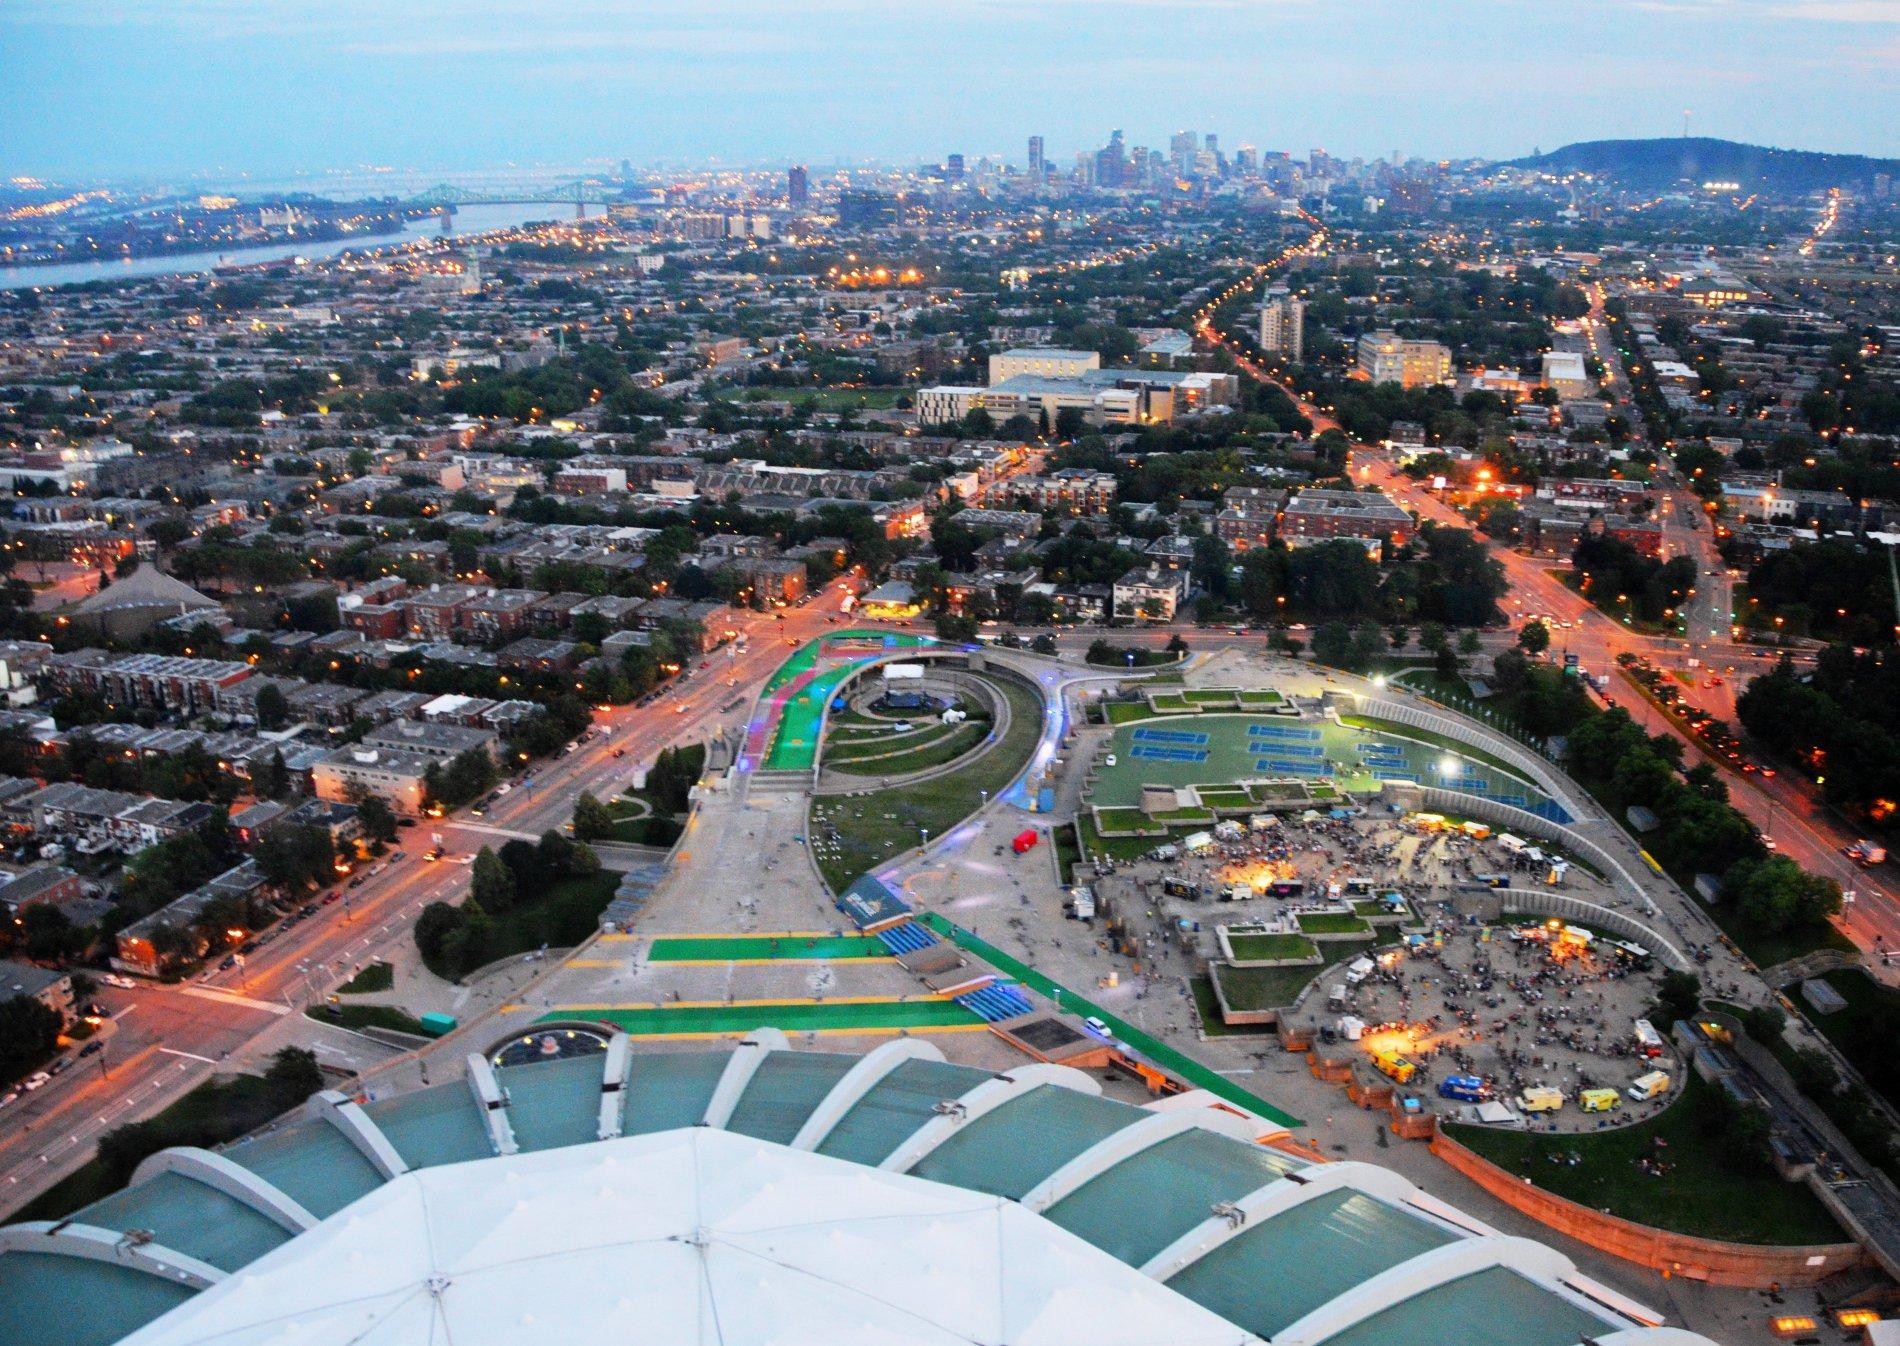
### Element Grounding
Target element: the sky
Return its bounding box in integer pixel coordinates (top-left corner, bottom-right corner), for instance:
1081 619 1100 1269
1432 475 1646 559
2 0 1897 184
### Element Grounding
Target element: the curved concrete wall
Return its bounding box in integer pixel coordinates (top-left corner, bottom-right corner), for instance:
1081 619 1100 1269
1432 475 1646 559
1430 1131 1864 1287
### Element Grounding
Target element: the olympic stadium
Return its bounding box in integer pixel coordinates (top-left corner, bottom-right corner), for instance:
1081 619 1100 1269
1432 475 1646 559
0 1030 1720 1346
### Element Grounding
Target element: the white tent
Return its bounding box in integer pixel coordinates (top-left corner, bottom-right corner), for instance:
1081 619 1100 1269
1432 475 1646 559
122 1127 1263 1346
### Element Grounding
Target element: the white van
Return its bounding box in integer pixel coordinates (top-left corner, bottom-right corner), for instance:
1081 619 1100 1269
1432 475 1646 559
1345 956 1377 986
1627 1070 1671 1102
1336 1015 1367 1041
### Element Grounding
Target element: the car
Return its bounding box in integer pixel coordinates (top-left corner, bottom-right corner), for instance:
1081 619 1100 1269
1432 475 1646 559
348 876 365 888
78 1041 103 1058
48 1057 71 1076
612 748 626 758
101 974 135 990
219 954 238 970
0 1091 17 1109
1083 1017 1110 1038
1104 754 1118 768
1762 836 1778 851
398 818 416 828
22 1072 49 1092
322 891 341 904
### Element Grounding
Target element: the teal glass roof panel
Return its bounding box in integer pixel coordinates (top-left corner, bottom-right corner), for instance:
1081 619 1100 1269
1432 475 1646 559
500 1054 606 1153
362 1080 493 1170
815 1057 989 1166
1165 1188 1455 1339
75 1169 289 1274
620 1050 730 1135
0 1250 196 1346
1319 1266 1613 1346
911 1085 1138 1199
1042 1127 1305 1266
222 1117 384 1218
724 1051 858 1147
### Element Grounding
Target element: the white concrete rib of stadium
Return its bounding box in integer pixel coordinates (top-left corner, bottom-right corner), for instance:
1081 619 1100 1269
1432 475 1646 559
116 1127 1265 1346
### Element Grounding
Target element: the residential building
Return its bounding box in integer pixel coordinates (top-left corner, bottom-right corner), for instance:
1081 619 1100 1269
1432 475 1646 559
0 959 74 1026
311 746 434 815
1112 567 1187 622
1258 292 1305 361
1278 488 1415 554
1356 331 1452 387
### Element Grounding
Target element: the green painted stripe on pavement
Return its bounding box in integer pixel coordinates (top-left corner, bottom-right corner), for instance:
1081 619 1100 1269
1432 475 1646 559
918 911 1303 1128
647 935 889 962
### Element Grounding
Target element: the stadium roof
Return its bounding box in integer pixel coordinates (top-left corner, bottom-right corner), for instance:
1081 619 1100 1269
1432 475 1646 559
0 1034 1719 1346
116 1127 1261 1346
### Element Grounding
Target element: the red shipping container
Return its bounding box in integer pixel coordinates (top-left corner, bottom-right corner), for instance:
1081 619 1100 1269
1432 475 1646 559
1011 829 1039 854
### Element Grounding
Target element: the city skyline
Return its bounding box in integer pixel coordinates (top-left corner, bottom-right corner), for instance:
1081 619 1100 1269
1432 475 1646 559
3 0 1898 180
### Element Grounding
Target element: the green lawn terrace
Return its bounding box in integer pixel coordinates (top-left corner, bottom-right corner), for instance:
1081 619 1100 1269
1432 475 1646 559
1106 686 1284 724
1086 709 1563 820
744 629 937 774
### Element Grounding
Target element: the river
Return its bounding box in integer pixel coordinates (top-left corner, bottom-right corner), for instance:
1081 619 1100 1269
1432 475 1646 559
0 203 562 292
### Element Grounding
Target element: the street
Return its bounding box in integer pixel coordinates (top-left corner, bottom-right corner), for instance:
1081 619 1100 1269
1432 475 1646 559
0 579 858 1218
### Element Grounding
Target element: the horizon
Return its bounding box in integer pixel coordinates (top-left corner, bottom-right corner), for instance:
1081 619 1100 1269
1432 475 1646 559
3 0 1898 182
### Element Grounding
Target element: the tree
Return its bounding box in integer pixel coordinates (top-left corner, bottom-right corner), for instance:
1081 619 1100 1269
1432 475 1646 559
1653 969 1702 1028
351 791 399 846
572 791 615 842
254 824 338 893
1517 620 1550 655
253 683 290 732
470 847 517 913
1312 621 1355 669
1726 855 1843 935
0 995 61 1087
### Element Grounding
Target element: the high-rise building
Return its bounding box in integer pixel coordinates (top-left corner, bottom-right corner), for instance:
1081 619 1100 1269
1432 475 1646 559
1169 129 1199 176
787 165 809 210
1094 130 1126 188
1357 331 1452 387
945 153 965 183
1259 291 1306 362
1026 135 1045 181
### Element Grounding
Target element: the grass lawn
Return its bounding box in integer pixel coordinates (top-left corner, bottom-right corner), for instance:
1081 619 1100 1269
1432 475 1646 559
1237 690 1284 705
810 675 1044 893
1226 931 1318 961
827 722 988 776
306 1003 430 1036
1297 912 1372 936
1212 939 1375 1011
1446 1074 1843 1245
1148 692 1192 711
1151 806 1214 825
336 962 393 994
1106 701 1155 725
1093 806 1158 833
1804 969 1900 1111
1393 669 1476 704
1190 976 1279 1037
1186 689 1239 705
736 385 909 410
1078 813 1171 862
1198 788 1254 809
1694 894 1853 969
612 816 683 847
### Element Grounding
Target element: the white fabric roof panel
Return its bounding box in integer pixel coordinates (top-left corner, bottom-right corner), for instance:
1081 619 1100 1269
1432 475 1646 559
120 1127 1263 1346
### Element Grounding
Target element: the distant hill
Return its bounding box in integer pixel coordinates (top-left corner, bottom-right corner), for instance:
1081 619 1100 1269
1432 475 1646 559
1506 137 1900 194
